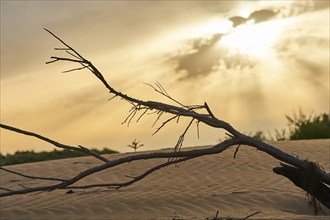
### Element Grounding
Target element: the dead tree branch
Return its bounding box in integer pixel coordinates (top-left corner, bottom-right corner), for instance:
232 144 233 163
0 124 109 163
0 134 240 197
0 29 329 209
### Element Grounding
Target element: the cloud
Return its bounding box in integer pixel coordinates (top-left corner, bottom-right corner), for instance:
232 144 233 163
1 1 328 154
171 33 261 80
229 9 278 27
170 1 329 81
171 34 222 79
270 0 329 18
228 16 247 28
2 1 238 80
248 9 277 23
228 1 329 28
171 7 281 80
170 28 260 79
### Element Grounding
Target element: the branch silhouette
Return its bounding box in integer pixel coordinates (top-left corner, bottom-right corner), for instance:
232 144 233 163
0 29 329 210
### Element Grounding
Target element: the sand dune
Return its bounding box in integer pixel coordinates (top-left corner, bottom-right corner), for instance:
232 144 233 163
1 139 329 219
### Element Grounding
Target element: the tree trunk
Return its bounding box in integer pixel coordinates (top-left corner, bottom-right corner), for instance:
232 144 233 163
273 162 330 210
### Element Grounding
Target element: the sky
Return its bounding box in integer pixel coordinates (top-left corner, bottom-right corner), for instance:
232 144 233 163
1 0 329 154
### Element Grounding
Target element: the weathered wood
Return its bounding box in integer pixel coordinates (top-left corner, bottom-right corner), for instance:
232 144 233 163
273 163 330 209
1 29 330 210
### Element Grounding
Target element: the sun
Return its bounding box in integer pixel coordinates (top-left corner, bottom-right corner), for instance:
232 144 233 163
181 16 288 60
219 19 286 59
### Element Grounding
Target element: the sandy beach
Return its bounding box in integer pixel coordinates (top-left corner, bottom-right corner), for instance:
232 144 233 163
0 139 329 219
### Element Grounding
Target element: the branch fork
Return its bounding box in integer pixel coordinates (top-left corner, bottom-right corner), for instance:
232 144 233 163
0 29 329 210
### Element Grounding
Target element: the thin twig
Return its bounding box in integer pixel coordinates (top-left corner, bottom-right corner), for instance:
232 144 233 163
44 28 85 60
0 167 66 182
204 102 216 118
136 108 148 123
54 47 70 50
174 118 194 152
196 121 200 139
62 65 88 73
152 111 164 127
152 115 178 135
144 82 187 108
66 50 81 60
0 138 240 197
0 187 12 192
108 94 117 101
241 211 262 220
225 132 235 138
46 57 84 64
234 144 241 159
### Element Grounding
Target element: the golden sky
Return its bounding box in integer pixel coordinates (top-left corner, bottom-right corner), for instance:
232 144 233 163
1 1 329 154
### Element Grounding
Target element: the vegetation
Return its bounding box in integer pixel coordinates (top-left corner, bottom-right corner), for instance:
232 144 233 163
286 111 330 140
0 148 117 166
2 111 328 166
250 111 329 141
127 139 144 152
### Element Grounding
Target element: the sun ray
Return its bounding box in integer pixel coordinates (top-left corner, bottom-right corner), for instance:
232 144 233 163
219 19 287 59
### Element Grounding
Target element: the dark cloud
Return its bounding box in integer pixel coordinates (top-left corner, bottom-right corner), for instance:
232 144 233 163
228 16 246 28
172 34 222 79
171 32 258 80
248 9 277 23
171 2 328 81
171 31 260 79
171 7 280 80
229 9 278 27
228 1 329 28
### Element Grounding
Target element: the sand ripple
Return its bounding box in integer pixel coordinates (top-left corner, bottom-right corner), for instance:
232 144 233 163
1 139 329 219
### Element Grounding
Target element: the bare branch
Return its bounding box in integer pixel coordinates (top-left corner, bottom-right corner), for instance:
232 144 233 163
151 110 164 128
152 115 178 135
45 59 59 64
108 94 118 102
0 138 240 197
234 144 241 159
204 102 216 118
115 156 195 189
136 108 148 123
62 65 88 73
42 29 330 186
47 56 84 64
173 118 194 152
0 187 12 192
1 29 329 207
0 167 66 182
144 82 187 108
65 156 196 190
54 47 70 50
0 124 109 163
44 28 85 60
122 108 138 126
242 211 262 220
196 120 200 139
65 50 82 60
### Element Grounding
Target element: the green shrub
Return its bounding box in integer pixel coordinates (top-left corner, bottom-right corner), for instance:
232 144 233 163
246 111 329 141
286 111 330 140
